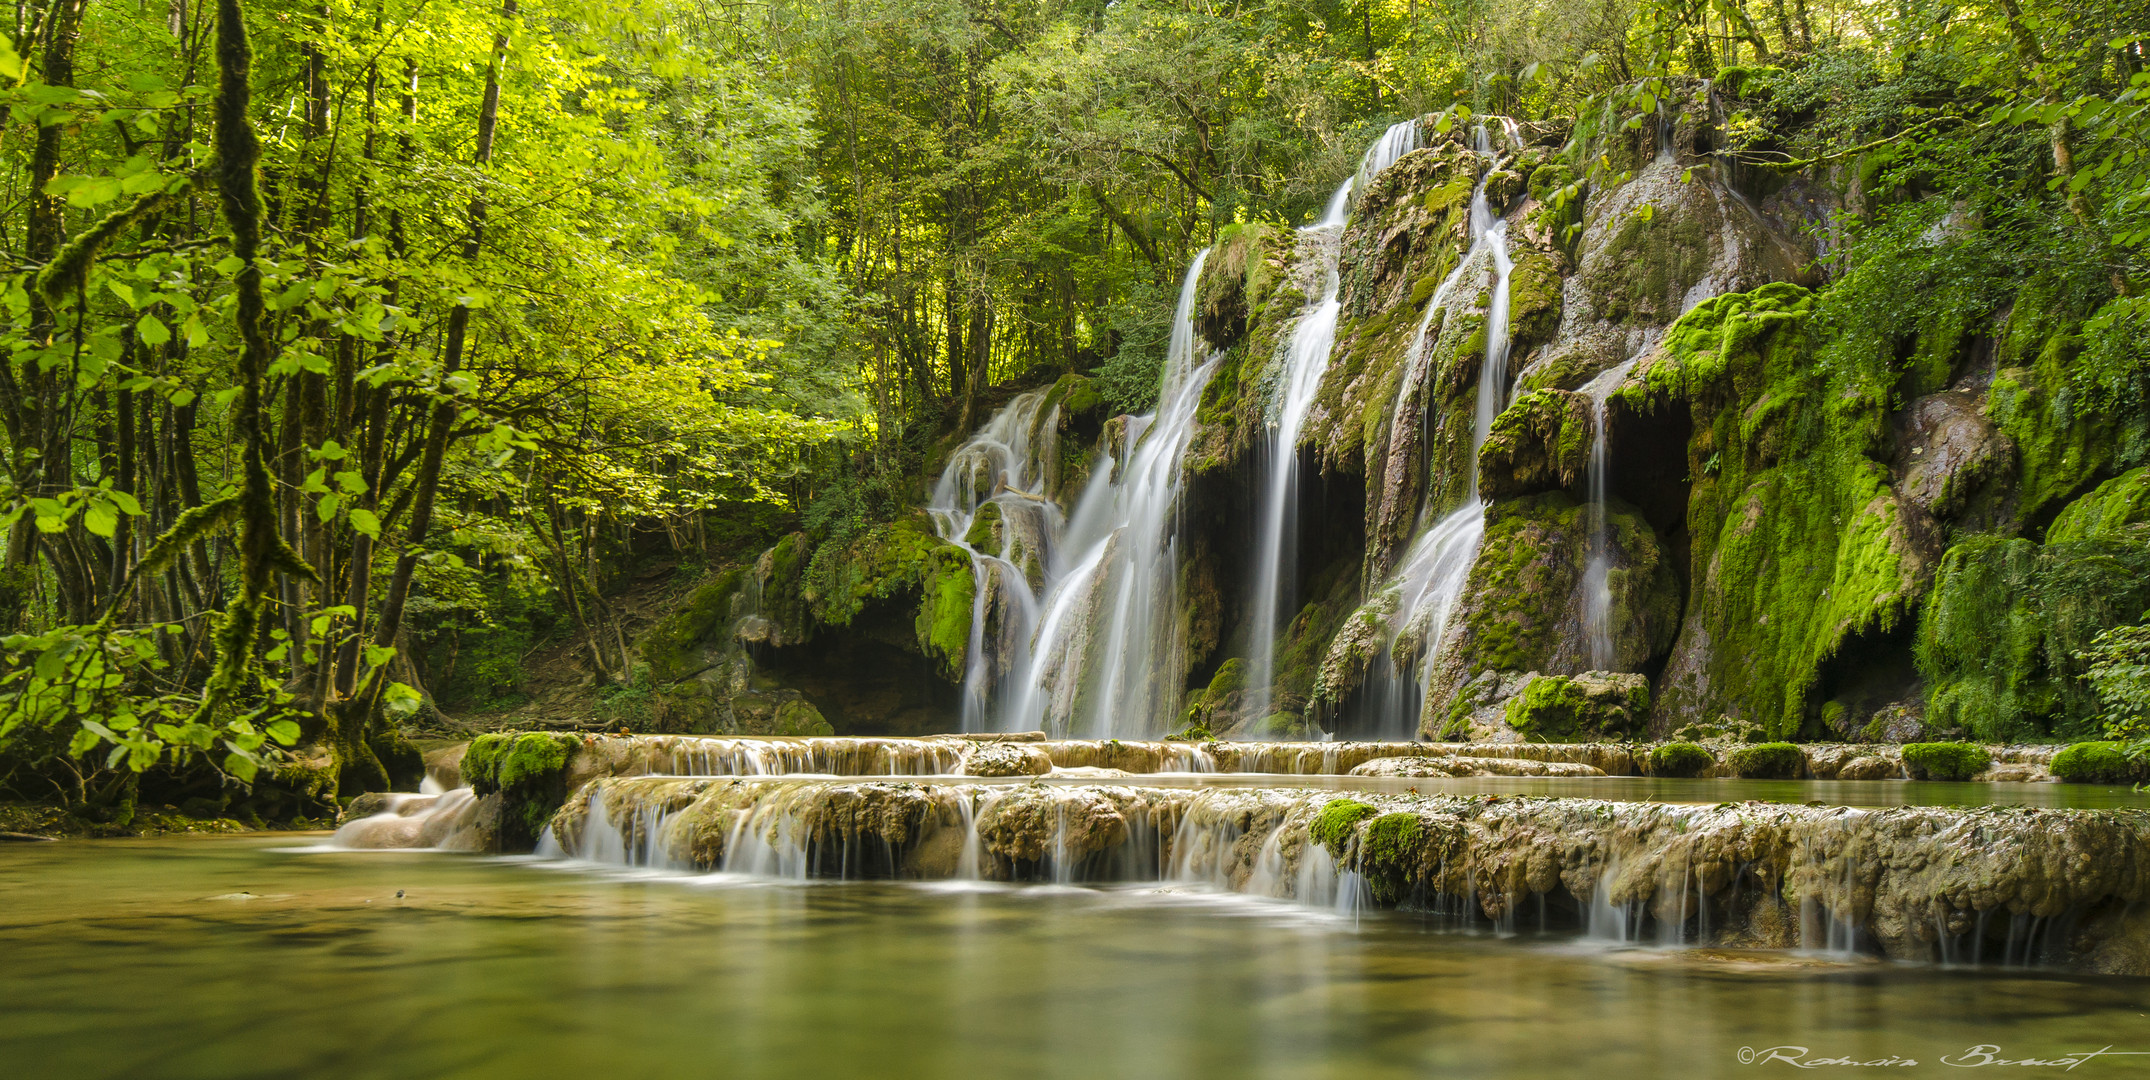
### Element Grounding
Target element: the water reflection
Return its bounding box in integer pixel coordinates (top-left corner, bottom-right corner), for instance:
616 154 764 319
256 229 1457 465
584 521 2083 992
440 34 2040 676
3 837 2148 1078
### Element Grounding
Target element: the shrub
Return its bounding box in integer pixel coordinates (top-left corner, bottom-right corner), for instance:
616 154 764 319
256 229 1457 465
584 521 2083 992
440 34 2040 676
2051 741 2139 784
1901 742 1992 781
1728 742 1804 779
1650 742 1715 778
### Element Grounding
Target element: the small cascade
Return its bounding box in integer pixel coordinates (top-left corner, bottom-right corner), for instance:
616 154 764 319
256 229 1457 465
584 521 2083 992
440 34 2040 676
1247 118 1424 731
1358 127 1517 736
927 390 1061 730
1011 250 1217 738
1578 359 1638 669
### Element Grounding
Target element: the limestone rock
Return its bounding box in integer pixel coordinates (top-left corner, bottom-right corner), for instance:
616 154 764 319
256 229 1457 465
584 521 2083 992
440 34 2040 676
961 742 1053 777
1477 388 1593 498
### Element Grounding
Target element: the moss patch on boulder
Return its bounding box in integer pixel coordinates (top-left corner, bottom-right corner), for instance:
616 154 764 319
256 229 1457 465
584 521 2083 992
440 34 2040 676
803 513 975 681
1728 742 1804 779
1649 742 1715 777
639 568 746 683
1630 284 1936 739
1900 742 1992 782
1502 672 1651 741
464 731 582 849
2051 741 2140 784
1478 388 1593 498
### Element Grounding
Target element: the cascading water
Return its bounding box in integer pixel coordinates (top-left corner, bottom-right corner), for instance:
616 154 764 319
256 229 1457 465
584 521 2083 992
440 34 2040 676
1009 250 1216 738
1245 119 1420 730
927 390 1062 730
1578 359 1638 669
1355 128 1515 738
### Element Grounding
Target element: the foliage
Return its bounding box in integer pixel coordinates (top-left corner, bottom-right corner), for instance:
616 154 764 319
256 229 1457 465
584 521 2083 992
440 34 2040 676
2085 622 2150 739
1901 742 1993 782
1917 534 2150 741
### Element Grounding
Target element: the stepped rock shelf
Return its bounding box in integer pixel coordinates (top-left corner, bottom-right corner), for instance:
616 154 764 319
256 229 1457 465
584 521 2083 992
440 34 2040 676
335 734 2150 976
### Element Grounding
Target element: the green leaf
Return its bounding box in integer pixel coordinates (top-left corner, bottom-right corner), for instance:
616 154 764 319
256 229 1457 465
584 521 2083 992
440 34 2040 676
348 508 381 539
109 490 142 516
83 500 117 538
316 492 340 521
136 314 171 346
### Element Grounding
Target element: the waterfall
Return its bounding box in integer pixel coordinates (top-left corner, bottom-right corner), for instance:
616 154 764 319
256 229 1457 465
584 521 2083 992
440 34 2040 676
1359 128 1514 737
1246 118 1422 732
1579 359 1638 670
1009 250 1216 737
928 390 1061 730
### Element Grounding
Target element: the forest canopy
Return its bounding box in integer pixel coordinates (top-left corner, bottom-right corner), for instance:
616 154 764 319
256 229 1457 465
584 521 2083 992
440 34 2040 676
1 0 2145 816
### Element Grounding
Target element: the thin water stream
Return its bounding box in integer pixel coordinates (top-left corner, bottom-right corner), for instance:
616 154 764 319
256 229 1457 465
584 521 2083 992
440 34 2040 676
5 836 2146 1079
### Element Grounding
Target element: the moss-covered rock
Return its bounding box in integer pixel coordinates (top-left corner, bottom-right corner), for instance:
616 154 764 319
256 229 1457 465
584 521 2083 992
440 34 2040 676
1422 492 1680 729
1194 222 1281 350
1309 797 1379 855
639 568 747 683
2047 467 2150 544
1916 530 2150 741
1649 742 1715 777
1901 742 1992 782
1502 672 1651 741
1728 742 1804 779
1631 284 1938 739
803 513 975 681
464 731 582 849
2051 741 2140 784
1478 388 1593 497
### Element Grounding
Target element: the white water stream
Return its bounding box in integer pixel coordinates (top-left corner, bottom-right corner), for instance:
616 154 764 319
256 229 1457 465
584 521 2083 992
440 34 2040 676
1358 127 1516 737
1246 119 1421 729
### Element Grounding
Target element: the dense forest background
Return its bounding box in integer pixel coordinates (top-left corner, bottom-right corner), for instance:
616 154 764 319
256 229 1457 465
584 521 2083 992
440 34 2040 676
0 0 2145 820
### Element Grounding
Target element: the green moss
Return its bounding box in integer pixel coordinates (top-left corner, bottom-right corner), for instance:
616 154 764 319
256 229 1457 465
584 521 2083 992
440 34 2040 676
1917 532 2150 740
1900 742 1992 781
465 731 582 849
1479 389 1590 497
1309 798 1379 855
1632 284 1930 738
639 568 745 683
1445 493 1678 684
1358 812 1437 903
1505 678 1589 738
1650 742 1715 778
2050 741 2140 784
1728 742 1803 779
2047 468 2150 544
773 699 834 736
962 500 1002 551
803 513 974 680
1502 674 1650 741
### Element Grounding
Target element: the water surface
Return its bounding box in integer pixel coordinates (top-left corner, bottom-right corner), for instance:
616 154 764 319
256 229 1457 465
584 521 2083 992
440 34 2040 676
5 836 2149 1078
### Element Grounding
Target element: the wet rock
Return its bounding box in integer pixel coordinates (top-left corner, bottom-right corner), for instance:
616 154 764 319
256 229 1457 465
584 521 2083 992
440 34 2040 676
1422 492 1680 734
553 773 2150 975
1892 389 2009 521
1477 389 1593 498
1500 671 1651 741
1352 756 1607 778
1835 756 1902 781
961 742 1053 777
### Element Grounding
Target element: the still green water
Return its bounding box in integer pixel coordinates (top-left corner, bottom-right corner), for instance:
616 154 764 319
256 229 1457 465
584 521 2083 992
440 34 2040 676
5 835 2148 1079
